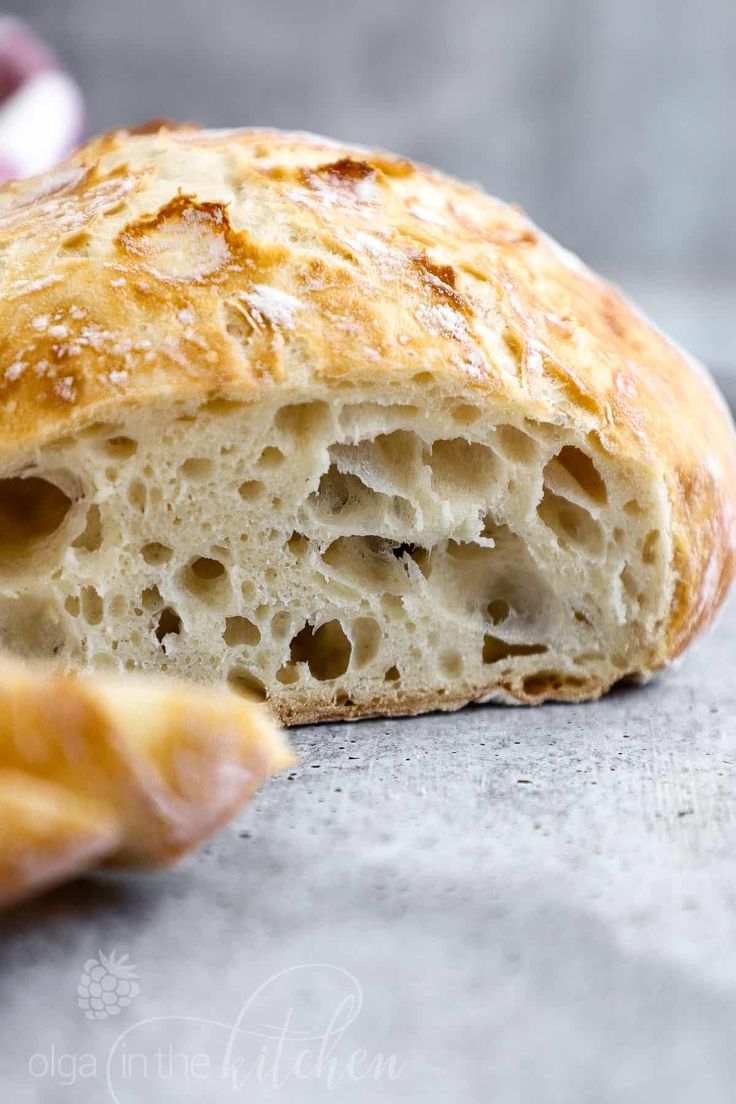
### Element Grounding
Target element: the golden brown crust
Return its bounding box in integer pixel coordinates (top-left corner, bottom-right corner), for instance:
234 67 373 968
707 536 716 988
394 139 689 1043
0 122 733 684
272 674 611 726
0 657 291 908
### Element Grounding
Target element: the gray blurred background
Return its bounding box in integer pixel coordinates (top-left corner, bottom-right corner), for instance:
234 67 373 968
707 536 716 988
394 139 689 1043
9 0 736 373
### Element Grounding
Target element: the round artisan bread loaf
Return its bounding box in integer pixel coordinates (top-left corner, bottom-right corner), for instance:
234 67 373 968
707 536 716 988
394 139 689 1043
0 123 733 722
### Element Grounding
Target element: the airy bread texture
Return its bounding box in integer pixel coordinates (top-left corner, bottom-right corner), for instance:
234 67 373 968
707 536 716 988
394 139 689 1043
0 124 733 723
0 657 290 908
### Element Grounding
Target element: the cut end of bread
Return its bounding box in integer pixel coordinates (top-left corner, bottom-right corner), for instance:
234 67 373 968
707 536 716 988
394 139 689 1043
0 389 678 720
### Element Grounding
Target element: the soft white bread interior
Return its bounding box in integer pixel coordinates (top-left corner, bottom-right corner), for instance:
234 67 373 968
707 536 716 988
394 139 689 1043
0 125 733 723
2 393 688 720
0 658 290 908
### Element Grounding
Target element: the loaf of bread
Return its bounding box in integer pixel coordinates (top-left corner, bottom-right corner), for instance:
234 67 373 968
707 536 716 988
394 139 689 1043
0 658 290 907
0 124 733 722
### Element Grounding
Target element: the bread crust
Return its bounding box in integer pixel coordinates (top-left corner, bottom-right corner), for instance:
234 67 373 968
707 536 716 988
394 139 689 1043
0 123 733 712
0 658 290 907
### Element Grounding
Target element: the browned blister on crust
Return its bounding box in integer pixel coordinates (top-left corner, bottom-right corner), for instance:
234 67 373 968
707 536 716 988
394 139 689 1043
0 123 732 721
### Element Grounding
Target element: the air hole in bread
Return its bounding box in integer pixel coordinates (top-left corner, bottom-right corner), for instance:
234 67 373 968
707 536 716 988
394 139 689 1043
313 467 363 517
350 616 382 669
447 402 481 425
227 668 268 702
239 479 264 500
72 504 103 552
155 606 182 645
286 532 309 559
445 540 488 564
393 542 431 579
384 665 400 682
223 615 261 647
289 620 352 680
480 515 501 539
257 446 285 470
537 490 604 555
620 565 638 600
276 664 299 685
180 457 213 480
127 479 147 512
64 595 80 617
482 635 547 664
543 446 607 505
199 398 246 416
311 467 416 528
487 598 511 624
270 611 292 640
523 671 586 695
178 557 229 604
275 401 331 438
141 541 172 566
428 439 499 497
334 430 425 487
103 436 138 459
642 530 660 566
321 536 412 593
189 557 226 580
141 585 163 611
494 424 538 463
0 476 72 562
80 586 103 625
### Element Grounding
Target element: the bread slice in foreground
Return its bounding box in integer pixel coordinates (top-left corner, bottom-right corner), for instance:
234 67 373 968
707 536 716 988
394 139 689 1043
0 658 290 908
0 125 734 723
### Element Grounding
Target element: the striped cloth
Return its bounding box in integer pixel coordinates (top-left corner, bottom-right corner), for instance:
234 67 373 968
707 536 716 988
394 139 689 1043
0 16 84 183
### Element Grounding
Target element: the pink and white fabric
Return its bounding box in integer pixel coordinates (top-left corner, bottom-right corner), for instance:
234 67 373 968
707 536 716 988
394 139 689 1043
0 16 84 184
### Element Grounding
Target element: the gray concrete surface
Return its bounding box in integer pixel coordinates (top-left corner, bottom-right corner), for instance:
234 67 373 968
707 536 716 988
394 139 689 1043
1 592 735 1102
